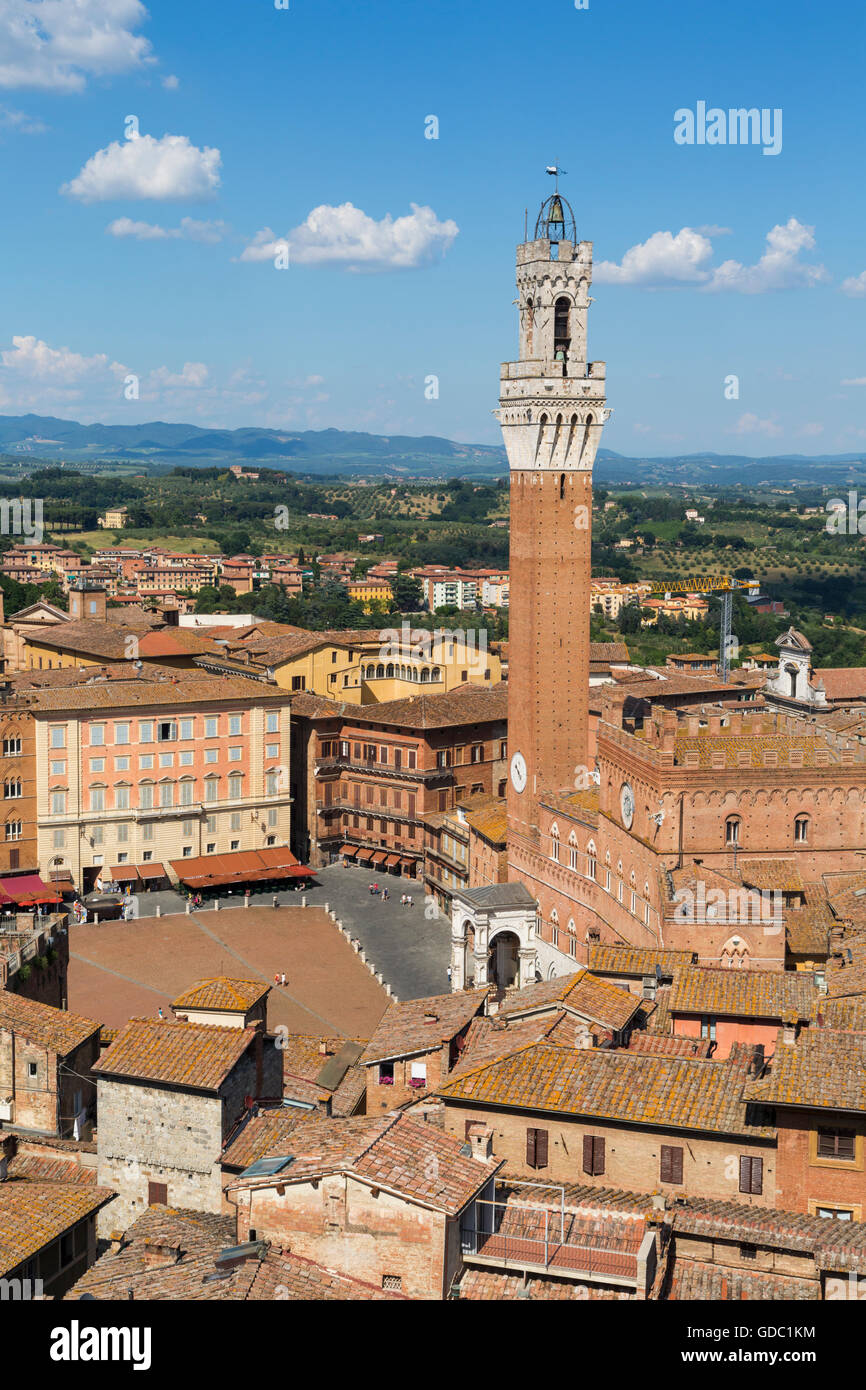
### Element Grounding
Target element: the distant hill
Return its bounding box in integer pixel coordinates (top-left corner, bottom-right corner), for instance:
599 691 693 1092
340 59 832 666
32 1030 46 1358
0 413 862 485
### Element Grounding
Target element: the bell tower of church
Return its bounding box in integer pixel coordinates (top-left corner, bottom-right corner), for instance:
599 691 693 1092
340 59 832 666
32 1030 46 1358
498 179 610 857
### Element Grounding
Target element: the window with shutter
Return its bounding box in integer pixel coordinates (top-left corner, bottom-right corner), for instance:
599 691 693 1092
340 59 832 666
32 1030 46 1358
525 1127 549 1170
817 1127 857 1162
660 1145 683 1184
148 1181 168 1206
583 1135 604 1176
739 1156 763 1194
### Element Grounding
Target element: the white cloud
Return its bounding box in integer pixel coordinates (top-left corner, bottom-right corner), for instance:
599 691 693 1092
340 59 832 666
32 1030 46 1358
62 132 221 203
0 103 46 133
147 361 208 389
596 218 827 293
595 227 714 285
0 0 154 91
1 333 125 382
162 74 179 90
841 271 866 298
841 376 866 386
632 422 653 434
729 412 783 438
796 422 824 437
106 215 227 242
705 219 828 293
240 202 459 271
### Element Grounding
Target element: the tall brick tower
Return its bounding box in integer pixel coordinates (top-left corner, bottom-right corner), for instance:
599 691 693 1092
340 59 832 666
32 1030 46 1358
498 179 610 860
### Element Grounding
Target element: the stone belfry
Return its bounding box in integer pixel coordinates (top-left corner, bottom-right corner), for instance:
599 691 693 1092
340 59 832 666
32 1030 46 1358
498 178 610 857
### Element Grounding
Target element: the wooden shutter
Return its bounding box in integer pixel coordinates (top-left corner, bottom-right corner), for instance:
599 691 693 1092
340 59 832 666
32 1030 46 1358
583 1134 595 1175
526 1128 537 1168
148 1181 167 1206
749 1157 763 1195
583 1135 604 1176
660 1145 683 1184
535 1129 549 1169
739 1155 763 1194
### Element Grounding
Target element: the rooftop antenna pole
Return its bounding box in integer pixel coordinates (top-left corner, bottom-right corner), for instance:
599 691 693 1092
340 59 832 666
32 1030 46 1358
524 207 528 240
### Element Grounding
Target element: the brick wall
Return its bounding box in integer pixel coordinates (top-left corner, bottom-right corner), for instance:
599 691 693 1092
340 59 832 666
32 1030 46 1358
441 1101 777 1207
235 1172 455 1299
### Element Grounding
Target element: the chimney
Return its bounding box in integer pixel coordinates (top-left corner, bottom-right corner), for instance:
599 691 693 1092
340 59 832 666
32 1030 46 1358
141 1239 182 1268
781 1014 797 1046
466 1123 494 1161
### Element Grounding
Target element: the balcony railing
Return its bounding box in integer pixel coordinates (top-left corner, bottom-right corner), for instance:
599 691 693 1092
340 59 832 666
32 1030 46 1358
460 1195 641 1286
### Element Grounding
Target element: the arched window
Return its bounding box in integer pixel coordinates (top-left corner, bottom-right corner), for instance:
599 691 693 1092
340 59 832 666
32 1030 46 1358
587 840 597 882
5 819 22 841
3 778 21 799
725 816 740 846
420 667 430 683
386 663 394 678
431 667 441 682
376 663 385 679
554 296 571 365
549 823 560 862
794 815 809 843
550 907 559 948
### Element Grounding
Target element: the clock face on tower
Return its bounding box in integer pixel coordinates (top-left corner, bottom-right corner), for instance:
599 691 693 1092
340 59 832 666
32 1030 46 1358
510 751 527 794
620 783 635 830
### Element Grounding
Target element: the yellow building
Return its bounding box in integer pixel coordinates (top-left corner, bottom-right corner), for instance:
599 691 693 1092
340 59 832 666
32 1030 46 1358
346 578 393 612
98 507 128 529
190 621 502 705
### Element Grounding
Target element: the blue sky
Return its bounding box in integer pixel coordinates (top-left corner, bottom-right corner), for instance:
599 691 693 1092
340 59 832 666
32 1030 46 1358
0 0 863 456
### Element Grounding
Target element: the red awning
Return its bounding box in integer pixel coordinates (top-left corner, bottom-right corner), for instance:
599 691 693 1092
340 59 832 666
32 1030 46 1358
370 851 389 865
0 874 62 905
384 854 401 868
137 863 167 880
355 848 375 863
341 845 358 858
110 866 141 883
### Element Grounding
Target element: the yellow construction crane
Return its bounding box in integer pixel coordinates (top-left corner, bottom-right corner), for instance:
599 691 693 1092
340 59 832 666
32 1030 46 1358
648 576 761 681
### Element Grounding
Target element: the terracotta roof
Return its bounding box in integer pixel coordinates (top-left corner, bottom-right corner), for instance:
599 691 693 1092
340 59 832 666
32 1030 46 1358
745 1028 866 1113
4 1154 97 1184
668 1259 816 1301
172 977 270 1013
668 967 816 1021
221 1109 308 1171
0 1183 115 1278
226 1112 499 1216
0 992 100 1056
94 1017 258 1092
439 1042 773 1138
815 668 866 701
24 668 281 711
625 1033 712 1058
65 1204 400 1301
360 989 488 1065
496 970 640 1032
814 996 866 1031
740 859 804 893
587 945 698 978
279 1033 368 1115
291 684 507 730
672 1195 866 1271
456 1267 630 1300
825 933 866 998
462 798 508 844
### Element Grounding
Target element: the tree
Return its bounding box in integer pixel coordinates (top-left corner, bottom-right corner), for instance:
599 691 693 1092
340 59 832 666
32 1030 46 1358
390 573 423 611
